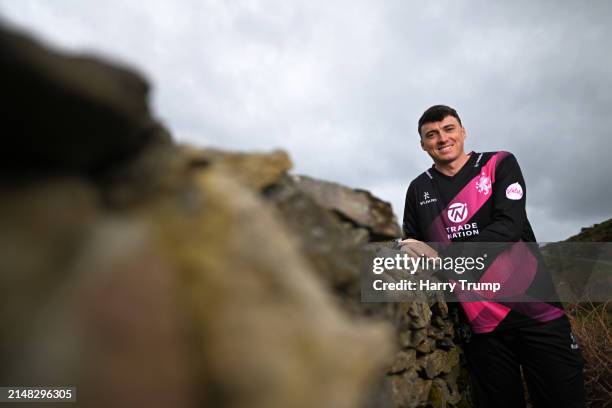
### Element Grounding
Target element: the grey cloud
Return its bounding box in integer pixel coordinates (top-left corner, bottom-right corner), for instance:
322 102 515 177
2 0 610 241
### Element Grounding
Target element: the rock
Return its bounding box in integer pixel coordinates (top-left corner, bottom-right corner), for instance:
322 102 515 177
0 179 100 386
428 325 446 340
430 301 449 318
445 374 463 405
436 338 456 351
416 337 436 354
418 349 460 379
1 27 169 177
429 378 455 408
0 165 396 408
431 315 446 329
263 175 369 299
390 369 433 408
291 174 401 240
395 302 432 330
153 168 394 408
389 350 417 374
71 222 193 408
181 147 292 190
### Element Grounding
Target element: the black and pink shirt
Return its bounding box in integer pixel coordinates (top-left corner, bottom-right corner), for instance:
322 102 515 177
402 151 564 333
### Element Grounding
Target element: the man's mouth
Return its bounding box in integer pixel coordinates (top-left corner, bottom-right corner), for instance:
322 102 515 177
437 145 453 153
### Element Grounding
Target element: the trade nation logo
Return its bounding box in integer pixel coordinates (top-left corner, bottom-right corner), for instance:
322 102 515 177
447 202 468 223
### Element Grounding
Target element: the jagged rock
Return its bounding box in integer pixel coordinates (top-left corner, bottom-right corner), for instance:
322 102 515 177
409 302 432 329
389 350 417 374
291 174 401 240
1 27 170 176
396 302 432 330
418 349 460 379
427 325 446 340
429 378 456 408
416 337 436 354
263 175 370 301
436 338 456 351
431 315 446 329
430 301 449 318
181 147 292 190
440 365 463 405
390 369 433 408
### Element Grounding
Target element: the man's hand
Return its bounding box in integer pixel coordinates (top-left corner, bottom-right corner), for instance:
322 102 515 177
398 238 438 259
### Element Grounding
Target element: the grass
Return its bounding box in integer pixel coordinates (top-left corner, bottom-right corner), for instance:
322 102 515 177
565 302 612 407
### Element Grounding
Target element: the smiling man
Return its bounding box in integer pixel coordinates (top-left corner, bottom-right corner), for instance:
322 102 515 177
400 105 585 407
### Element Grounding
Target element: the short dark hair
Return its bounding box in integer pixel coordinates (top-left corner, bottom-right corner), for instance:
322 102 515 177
418 105 462 136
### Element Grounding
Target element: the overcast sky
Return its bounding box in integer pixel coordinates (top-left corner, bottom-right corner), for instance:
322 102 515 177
2 0 611 241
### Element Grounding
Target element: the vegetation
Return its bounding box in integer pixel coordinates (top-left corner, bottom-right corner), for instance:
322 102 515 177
566 302 612 407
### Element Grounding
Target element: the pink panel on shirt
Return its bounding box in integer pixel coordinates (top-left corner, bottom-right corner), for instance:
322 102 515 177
427 152 513 332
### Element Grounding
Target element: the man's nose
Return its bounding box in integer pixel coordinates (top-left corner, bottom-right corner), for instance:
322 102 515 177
438 132 449 143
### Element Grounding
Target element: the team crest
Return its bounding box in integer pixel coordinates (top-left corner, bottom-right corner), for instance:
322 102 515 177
475 172 492 195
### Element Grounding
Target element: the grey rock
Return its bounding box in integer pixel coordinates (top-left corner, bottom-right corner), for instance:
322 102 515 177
292 174 401 240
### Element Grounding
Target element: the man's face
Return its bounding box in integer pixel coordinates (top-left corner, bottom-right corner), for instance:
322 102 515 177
419 115 466 164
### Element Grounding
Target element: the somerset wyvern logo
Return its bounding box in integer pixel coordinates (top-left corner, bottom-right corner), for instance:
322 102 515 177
419 191 438 206
475 172 491 195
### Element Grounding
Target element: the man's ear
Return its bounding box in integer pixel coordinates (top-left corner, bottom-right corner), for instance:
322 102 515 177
420 138 425 150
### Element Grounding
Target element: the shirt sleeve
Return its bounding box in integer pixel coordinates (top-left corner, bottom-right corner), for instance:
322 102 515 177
471 153 527 242
402 181 422 240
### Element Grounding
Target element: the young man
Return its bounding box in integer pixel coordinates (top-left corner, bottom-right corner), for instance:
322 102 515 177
401 105 585 407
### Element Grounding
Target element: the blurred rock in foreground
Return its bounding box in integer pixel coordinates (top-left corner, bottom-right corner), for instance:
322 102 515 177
0 26 465 408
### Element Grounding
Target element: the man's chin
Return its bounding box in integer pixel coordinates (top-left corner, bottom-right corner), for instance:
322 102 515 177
433 155 456 164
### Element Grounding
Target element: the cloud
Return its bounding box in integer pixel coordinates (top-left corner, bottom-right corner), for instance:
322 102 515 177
2 0 610 241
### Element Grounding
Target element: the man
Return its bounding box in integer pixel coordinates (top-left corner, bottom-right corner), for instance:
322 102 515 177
401 105 584 407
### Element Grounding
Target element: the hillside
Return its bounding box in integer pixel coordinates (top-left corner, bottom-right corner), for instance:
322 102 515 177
566 219 612 242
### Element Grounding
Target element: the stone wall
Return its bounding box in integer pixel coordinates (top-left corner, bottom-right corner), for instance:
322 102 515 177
1 26 468 408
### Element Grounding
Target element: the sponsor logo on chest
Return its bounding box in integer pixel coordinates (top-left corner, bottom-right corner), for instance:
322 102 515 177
445 202 480 239
447 202 468 223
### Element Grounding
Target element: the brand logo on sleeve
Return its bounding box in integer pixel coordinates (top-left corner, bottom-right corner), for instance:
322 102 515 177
419 191 438 206
505 182 523 200
447 202 468 223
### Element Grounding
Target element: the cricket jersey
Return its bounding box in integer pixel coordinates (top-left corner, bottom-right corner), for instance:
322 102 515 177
402 151 565 333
